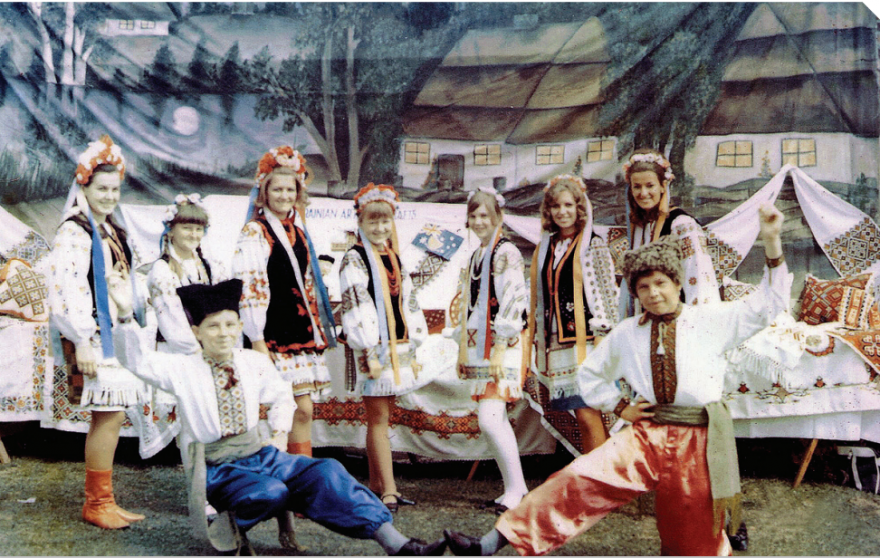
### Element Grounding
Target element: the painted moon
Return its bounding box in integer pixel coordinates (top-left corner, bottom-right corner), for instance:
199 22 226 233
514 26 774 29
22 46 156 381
172 106 200 136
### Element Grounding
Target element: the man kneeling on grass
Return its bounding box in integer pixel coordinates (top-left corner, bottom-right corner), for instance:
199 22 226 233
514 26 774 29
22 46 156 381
444 203 790 556
108 277 445 556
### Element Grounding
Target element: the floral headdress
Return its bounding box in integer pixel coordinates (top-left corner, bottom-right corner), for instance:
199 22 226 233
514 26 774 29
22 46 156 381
354 183 399 214
466 186 505 208
162 193 207 225
75 135 125 185
544 174 586 193
622 152 675 183
255 146 308 184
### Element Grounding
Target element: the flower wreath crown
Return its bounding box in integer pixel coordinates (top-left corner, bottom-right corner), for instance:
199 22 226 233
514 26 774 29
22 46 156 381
544 174 587 193
622 152 675 183
162 193 207 225
255 146 308 184
354 183 399 214
466 186 506 208
75 135 126 186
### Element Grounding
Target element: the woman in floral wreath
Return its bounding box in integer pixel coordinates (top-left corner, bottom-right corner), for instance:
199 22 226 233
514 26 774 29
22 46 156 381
143 194 227 459
455 187 529 514
50 135 146 529
527 175 619 455
622 148 719 315
339 183 428 513
232 147 335 458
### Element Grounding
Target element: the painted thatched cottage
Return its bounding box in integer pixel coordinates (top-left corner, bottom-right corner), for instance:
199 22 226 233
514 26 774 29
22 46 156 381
685 2 878 188
399 17 618 192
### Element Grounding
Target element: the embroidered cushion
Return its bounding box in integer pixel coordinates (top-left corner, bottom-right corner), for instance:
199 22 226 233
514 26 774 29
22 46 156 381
0 258 49 322
799 273 874 325
837 287 874 329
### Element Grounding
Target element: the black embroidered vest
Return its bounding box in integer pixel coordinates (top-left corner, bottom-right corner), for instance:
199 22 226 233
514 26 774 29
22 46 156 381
350 244 407 341
467 238 514 328
541 232 595 344
253 216 326 353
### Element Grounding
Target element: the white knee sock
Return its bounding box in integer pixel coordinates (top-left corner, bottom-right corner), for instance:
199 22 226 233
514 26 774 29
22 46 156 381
478 399 528 509
374 522 409 555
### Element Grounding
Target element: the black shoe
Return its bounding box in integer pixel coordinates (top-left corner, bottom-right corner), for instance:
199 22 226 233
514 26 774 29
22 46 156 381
443 529 484 556
478 499 496 510
728 521 748 552
393 537 447 556
493 504 508 516
397 495 417 506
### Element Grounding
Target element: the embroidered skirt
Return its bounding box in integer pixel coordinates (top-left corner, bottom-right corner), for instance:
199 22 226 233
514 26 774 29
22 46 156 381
533 336 593 411
346 335 454 397
74 335 143 412
458 331 525 403
271 348 332 398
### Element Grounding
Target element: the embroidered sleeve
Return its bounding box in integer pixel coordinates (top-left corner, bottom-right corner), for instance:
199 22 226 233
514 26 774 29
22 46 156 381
339 249 381 352
255 352 295 436
49 221 97 346
207 253 230 283
671 215 721 306
585 235 621 335
576 324 626 413
147 260 201 354
232 222 271 342
400 259 428 346
114 321 175 393
492 242 528 344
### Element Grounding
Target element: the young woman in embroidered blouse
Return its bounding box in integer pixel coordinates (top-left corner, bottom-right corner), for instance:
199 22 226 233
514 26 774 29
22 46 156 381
144 195 226 461
528 175 620 455
455 188 529 514
339 183 428 513
623 148 720 314
232 148 333 458
148 195 226 355
50 135 146 530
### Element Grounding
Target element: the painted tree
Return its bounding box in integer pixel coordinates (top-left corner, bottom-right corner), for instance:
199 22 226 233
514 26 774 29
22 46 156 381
253 3 452 193
143 44 178 125
219 42 243 123
184 39 216 91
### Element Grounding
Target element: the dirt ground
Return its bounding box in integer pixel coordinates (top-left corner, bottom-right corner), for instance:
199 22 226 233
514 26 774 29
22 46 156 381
2 426 880 556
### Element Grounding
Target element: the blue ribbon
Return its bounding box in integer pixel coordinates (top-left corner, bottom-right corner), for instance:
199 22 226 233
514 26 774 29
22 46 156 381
301 216 337 348
86 211 115 359
245 184 259 227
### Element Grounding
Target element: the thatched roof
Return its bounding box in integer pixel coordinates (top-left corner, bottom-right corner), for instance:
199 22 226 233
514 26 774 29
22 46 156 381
403 17 609 144
702 2 878 137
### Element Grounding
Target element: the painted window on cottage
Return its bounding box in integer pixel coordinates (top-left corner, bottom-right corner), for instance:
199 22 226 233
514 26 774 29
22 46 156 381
474 144 501 166
536 145 564 165
404 142 430 165
782 139 816 167
140 20 156 29
586 139 614 163
119 20 135 30
716 140 753 167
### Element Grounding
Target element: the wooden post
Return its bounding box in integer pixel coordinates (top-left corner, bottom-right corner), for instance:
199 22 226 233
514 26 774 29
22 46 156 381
0 435 10 464
466 460 480 482
793 438 819 489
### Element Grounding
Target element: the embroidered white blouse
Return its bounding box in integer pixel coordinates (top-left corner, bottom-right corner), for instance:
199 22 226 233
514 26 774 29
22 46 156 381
147 251 227 355
339 247 427 360
578 263 791 412
463 241 528 346
50 220 123 346
632 213 720 307
116 322 294 450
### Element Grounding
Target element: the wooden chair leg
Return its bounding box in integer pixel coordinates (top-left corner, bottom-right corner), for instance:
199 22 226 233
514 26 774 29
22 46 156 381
0 434 10 464
793 438 818 489
466 460 480 481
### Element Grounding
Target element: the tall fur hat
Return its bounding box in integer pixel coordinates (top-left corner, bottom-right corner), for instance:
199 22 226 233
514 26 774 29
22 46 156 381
621 236 684 295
